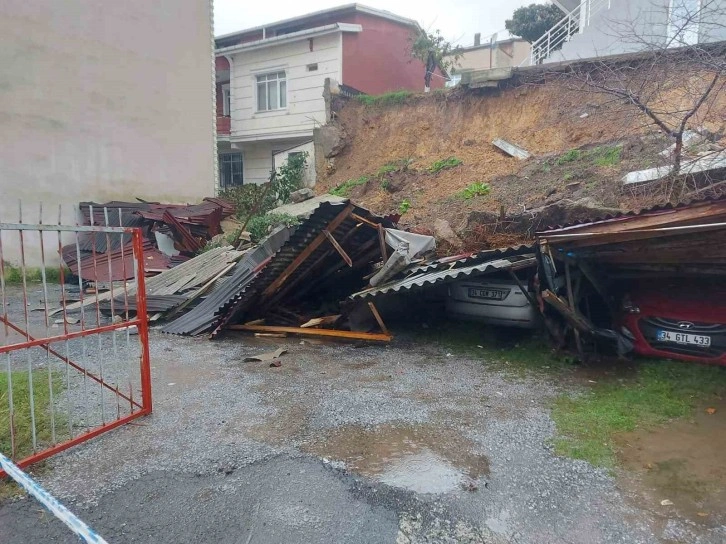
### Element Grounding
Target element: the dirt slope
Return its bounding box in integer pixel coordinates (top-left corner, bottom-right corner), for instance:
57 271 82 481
316 78 726 245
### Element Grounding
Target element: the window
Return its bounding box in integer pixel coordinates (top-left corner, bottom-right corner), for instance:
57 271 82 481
221 84 231 116
219 153 243 188
668 0 701 46
256 71 287 111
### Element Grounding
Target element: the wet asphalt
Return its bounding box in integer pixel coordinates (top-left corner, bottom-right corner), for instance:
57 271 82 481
1 304 723 542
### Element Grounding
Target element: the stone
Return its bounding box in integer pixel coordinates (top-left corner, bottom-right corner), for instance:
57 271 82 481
314 124 347 158
433 219 463 248
290 188 314 203
565 181 582 191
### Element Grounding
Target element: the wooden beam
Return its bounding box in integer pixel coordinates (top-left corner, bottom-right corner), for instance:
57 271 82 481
565 262 584 359
300 315 341 328
542 290 593 334
507 269 539 311
323 230 353 267
351 213 381 229
262 204 353 297
230 324 392 342
367 302 390 336
377 224 388 262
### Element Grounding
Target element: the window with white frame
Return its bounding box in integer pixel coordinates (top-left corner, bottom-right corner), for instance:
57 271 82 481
256 71 287 112
219 153 243 188
222 84 231 116
668 0 701 46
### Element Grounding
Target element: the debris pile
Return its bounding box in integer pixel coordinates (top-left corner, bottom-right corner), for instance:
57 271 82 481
60 198 237 282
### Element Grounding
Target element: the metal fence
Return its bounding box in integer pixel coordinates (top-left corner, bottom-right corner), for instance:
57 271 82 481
0 209 152 474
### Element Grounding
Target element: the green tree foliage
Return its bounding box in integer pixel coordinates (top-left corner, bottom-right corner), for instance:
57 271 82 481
505 3 563 44
410 28 461 89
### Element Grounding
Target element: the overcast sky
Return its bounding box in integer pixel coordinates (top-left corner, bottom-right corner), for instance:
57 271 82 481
214 1 549 47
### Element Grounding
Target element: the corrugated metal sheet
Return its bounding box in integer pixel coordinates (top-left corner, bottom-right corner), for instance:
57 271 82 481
161 226 292 336
410 245 535 274
211 200 393 336
349 254 536 301
538 193 726 233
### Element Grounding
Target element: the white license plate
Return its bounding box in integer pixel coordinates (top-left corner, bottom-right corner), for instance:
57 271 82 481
468 287 507 300
657 330 711 347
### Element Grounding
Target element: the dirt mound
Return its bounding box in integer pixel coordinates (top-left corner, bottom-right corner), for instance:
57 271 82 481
316 78 726 247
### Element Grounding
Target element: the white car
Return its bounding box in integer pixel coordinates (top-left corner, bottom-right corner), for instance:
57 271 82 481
446 276 538 328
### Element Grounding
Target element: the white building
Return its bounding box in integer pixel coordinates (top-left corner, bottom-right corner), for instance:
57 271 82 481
214 4 438 189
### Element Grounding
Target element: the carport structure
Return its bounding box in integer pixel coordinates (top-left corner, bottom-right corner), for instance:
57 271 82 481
535 194 726 357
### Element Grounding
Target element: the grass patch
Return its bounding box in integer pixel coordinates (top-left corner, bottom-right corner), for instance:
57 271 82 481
398 199 411 214
553 145 622 168
329 175 369 197
1 371 64 462
404 320 576 375
428 156 463 174
591 145 622 167
457 182 491 200
555 149 582 165
356 90 412 107
2 265 67 285
551 360 726 469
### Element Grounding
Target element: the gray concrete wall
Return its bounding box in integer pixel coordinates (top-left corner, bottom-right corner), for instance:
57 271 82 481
549 0 726 62
0 0 215 264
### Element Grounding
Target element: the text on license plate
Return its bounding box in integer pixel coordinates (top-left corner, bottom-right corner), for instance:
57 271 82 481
657 330 711 347
468 287 507 300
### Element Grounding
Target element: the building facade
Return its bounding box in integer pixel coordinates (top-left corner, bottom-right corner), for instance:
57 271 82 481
446 35 531 86
537 0 726 64
0 0 216 240
215 4 443 188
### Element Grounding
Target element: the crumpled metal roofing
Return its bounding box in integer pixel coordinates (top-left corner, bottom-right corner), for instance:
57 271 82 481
349 253 536 301
410 245 535 274
538 193 726 233
161 226 292 336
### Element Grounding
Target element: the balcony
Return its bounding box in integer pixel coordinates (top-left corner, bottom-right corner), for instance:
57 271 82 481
217 115 231 137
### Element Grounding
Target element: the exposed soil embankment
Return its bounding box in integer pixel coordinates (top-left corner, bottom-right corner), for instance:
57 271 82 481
316 77 726 247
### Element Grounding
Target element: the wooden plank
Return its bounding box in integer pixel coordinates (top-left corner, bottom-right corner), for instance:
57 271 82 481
230 324 392 342
541 290 593 334
262 204 354 297
323 230 353 267
377 224 388 262
367 302 390 336
507 270 539 311
492 138 531 160
565 262 584 358
350 213 380 229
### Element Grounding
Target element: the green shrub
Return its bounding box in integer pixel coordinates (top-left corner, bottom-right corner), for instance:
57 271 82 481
398 199 411 214
555 149 582 165
220 152 309 220
219 185 276 220
329 176 369 197
247 213 300 243
428 156 463 174
380 179 391 191
2 264 67 284
356 91 412 106
458 182 491 200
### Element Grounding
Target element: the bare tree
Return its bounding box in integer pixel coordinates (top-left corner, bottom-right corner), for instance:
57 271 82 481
557 0 726 177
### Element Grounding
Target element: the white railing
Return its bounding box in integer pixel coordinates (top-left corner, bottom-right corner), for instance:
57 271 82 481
529 0 611 65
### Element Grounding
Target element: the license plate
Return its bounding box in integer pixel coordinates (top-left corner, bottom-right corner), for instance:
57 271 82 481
468 287 507 301
657 330 711 347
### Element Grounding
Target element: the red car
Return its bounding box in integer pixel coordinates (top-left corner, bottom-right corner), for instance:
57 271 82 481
618 280 726 366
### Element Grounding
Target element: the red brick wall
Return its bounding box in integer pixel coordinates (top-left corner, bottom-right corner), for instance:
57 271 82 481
341 13 445 94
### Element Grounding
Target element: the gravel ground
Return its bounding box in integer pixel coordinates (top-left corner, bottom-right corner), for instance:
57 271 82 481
0 286 722 543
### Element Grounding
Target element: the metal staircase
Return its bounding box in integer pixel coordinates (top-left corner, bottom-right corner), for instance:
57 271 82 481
528 0 611 65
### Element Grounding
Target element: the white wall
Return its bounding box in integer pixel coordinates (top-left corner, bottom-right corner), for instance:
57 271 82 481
0 0 215 265
228 32 341 142
238 138 314 186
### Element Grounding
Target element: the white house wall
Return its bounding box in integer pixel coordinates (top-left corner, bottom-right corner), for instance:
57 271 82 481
228 32 341 142
239 138 314 186
0 0 215 265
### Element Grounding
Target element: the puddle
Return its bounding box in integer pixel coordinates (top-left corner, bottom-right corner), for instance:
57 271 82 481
303 424 489 494
617 398 726 526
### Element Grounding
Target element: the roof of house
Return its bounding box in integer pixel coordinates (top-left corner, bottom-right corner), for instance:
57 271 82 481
215 3 418 43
